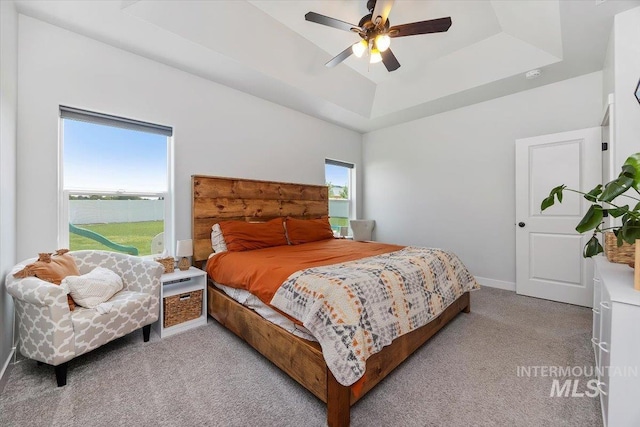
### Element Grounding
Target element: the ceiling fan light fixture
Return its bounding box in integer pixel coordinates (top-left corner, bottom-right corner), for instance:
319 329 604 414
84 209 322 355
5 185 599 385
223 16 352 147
375 34 391 52
370 48 382 64
352 40 367 58
305 2 452 72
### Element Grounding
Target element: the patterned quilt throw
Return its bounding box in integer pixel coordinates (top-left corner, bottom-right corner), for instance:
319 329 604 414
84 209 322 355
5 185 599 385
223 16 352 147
270 247 479 386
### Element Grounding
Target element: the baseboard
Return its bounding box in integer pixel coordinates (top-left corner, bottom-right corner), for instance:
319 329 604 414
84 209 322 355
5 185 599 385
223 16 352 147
475 276 516 292
0 347 15 395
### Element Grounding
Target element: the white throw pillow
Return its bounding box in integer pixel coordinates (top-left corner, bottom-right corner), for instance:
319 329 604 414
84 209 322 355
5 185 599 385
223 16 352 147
61 267 124 309
211 223 228 253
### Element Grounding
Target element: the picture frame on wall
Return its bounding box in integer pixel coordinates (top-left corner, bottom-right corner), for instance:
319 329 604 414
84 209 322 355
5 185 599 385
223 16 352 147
635 78 640 105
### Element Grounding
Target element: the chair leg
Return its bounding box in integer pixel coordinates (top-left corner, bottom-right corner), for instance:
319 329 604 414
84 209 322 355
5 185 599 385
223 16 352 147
55 362 68 387
143 324 151 342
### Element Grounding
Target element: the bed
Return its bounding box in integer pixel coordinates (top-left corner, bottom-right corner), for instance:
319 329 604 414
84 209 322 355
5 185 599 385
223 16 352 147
192 175 475 426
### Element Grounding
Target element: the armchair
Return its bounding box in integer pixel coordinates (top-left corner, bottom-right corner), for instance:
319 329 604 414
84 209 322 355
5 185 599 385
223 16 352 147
5 250 164 386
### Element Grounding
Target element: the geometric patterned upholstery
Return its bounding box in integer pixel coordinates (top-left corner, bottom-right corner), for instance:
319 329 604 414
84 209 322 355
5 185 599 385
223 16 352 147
70 291 154 355
5 251 163 366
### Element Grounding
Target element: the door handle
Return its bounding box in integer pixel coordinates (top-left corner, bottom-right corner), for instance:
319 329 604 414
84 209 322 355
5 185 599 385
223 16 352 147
518 222 526 228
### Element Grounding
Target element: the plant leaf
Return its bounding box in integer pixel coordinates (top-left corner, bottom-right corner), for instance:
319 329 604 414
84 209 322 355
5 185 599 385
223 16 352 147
622 153 640 191
600 175 634 202
576 205 603 233
540 185 566 211
583 235 604 258
541 195 555 211
620 164 636 178
584 184 603 202
609 205 629 218
620 220 640 245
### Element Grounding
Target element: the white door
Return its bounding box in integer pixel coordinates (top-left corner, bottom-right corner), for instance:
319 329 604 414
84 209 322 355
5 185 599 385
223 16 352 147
515 128 601 307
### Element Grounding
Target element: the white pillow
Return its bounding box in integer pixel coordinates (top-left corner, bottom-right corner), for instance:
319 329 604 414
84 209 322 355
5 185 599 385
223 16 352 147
211 223 228 253
61 267 124 309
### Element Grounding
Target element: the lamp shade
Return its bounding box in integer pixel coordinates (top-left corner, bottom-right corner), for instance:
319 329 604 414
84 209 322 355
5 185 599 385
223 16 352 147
375 34 390 52
176 239 193 257
352 40 367 58
370 49 382 64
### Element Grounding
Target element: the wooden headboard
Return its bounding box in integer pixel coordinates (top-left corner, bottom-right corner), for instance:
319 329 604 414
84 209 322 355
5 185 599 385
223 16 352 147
192 175 329 264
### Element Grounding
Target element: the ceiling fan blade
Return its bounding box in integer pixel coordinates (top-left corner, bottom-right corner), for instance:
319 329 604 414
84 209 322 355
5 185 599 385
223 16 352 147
305 12 359 33
371 0 394 27
381 48 400 72
325 46 353 68
389 17 452 38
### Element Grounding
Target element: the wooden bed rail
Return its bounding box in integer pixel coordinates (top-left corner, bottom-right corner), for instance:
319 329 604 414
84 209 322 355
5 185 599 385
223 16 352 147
208 284 471 427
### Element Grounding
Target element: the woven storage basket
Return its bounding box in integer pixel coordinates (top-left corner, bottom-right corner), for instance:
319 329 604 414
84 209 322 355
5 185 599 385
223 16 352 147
604 232 636 265
163 290 202 328
155 257 175 274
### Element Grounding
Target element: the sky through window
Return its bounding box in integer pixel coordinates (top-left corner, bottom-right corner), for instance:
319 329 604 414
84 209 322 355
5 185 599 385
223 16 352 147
63 119 167 193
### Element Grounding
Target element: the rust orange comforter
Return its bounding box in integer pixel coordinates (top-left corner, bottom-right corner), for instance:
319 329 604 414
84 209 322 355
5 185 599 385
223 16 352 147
206 239 404 307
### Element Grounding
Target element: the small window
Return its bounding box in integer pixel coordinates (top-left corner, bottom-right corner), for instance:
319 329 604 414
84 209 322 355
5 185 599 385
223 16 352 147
325 159 355 235
59 106 173 256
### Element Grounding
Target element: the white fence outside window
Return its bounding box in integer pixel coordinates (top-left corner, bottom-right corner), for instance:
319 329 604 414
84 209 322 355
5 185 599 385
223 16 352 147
69 200 164 225
328 199 350 219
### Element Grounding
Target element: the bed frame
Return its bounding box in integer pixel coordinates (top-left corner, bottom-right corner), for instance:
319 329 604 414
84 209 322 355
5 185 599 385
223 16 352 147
192 175 471 426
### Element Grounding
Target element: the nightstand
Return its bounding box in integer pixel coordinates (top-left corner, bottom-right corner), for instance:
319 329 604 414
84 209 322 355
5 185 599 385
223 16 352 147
153 267 207 338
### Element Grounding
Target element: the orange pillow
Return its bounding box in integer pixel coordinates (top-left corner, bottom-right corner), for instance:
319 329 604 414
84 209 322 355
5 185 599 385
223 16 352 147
14 249 79 311
218 218 288 252
285 217 334 245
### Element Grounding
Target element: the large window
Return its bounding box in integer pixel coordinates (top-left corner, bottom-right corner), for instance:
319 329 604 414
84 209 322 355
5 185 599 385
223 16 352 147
59 107 172 256
325 159 355 234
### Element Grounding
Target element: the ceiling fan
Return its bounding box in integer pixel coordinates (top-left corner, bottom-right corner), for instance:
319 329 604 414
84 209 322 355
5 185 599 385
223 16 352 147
305 0 452 72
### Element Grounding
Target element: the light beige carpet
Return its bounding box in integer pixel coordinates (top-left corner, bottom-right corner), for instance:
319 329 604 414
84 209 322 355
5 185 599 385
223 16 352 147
0 287 601 426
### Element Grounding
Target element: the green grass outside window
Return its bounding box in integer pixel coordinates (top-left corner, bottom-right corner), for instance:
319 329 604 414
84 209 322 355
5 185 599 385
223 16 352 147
69 221 163 256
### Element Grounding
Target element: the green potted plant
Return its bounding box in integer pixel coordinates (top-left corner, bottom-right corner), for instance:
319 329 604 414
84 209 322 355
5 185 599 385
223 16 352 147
541 153 640 288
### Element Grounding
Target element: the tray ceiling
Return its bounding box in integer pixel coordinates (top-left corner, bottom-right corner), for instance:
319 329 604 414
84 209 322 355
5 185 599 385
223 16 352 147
13 0 640 132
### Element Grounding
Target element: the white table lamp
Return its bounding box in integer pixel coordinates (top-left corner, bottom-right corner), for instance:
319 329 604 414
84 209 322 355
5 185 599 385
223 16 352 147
176 239 193 271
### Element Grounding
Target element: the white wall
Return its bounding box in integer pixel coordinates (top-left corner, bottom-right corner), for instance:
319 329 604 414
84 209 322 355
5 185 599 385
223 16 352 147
16 16 362 260
0 0 18 388
602 28 615 109
612 7 640 171
363 72 603 286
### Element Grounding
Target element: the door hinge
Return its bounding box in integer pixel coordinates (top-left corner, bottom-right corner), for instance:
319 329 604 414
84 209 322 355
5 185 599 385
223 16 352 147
602 142 608 151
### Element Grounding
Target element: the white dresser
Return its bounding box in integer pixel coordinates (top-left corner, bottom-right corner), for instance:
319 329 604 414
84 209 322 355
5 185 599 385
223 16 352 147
592 257 640 427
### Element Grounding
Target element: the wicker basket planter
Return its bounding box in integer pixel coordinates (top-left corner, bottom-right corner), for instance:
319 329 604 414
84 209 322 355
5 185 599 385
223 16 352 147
155 257 175 274
163 290 203 328
604 232 636 266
